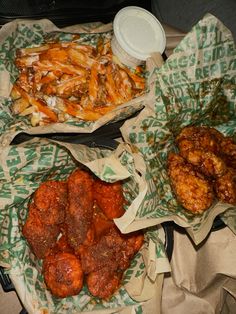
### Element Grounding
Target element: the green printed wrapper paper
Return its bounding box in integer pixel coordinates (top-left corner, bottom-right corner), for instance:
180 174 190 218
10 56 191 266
119 14 236 245
0 19 147 146
0 138 169 314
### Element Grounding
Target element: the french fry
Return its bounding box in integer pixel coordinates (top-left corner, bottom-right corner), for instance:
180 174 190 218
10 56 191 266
29 97 58 122
21 106 36 116
16 44 50 57
13 84 58 122
10 85 21 100
12 97 30 114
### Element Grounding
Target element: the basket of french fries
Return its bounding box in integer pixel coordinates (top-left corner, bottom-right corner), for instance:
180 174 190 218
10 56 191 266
11 34 145 125
0 19 149 146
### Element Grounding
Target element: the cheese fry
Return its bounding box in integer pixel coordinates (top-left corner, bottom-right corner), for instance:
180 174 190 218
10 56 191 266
11 39 146 126
13 84 58 122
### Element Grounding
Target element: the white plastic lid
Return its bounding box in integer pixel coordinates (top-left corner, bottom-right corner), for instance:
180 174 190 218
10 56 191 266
113 6 166 61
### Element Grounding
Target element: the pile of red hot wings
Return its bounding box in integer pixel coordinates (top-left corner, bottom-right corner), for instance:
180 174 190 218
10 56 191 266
23 168 144 299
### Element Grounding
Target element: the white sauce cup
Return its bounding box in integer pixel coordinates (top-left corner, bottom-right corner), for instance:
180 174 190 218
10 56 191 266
111 6 166 67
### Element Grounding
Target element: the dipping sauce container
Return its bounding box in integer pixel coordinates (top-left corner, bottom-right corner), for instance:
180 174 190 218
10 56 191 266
111 6 166 67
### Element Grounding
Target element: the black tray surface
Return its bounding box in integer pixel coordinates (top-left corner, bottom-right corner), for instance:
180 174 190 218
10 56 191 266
0 0 151 27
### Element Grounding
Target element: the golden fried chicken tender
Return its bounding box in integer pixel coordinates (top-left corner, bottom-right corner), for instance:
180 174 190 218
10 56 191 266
167 153 214 213
184 149 227 178
86 267 122 299
34 181 67 225
214 169 236 205
43 252 83 298
22 204 60 259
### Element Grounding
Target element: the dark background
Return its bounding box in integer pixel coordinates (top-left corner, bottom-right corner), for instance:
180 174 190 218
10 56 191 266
0 0 151 27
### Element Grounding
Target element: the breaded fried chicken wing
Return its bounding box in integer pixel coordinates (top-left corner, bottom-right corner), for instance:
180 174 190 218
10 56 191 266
22 204 60 259
86 267 122 299
205 128 236 169
176 126 221 158
93 180 125 220
43 251 83 298
34 181 67 225
167 153 214 213
184 149 227 178
219 136 236 169
66 169 94 249
214 168 236 205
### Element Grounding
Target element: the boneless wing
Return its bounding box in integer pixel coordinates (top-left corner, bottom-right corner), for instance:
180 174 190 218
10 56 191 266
53 234 74 254
219 136 236 169
43 251 83 298
34 180 67 225
22 204 60 259
22 167 144 299
80 226 143 299
176 126 221 158
214 168 236 205
66 169 94 249
93 180 125 220
86 267 122 299
167 153 214 213
80 226 144 274
184 149 227 178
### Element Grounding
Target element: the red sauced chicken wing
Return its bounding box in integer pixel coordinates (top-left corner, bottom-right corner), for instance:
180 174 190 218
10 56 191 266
43 251 83 298
93 180 125 220
79 225 143 299
79 226 144 274
86 267 122 299
34 180 67 225
22 168 144 300
65 169 94 250
22 204 60 259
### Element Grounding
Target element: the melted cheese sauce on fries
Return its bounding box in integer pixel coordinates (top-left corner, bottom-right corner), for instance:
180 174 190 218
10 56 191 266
10 38 146 126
